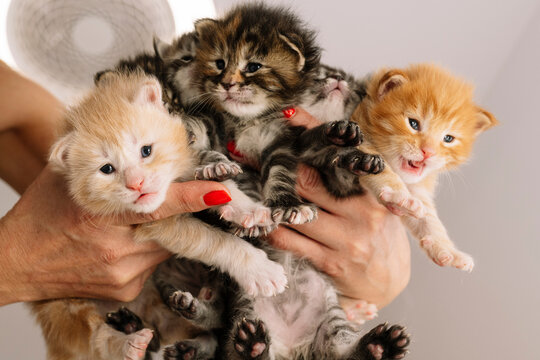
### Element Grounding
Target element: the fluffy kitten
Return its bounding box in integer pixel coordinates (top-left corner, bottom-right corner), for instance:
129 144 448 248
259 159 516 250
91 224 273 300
32 71 287 360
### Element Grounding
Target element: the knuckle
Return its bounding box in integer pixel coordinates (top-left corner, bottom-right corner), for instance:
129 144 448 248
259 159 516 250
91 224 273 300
321 258 344 279
346 241 372 261
99 247 122 266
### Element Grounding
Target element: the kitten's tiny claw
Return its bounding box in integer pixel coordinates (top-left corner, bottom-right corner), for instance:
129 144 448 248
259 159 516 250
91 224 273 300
325 120 363 146
194 161 242 181
271 204 317 225
357 323 410 360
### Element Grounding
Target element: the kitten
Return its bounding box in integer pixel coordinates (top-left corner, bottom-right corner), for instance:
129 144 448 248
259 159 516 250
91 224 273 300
32 71 287 360
299 64 497 321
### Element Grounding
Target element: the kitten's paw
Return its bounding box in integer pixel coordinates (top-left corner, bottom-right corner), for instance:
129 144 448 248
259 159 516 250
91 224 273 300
420 237 474 272
164 340 209 360
271 204 317 225
220 203 274 229
168 290 200 319
336 149 384 175
357 323 410 360
232 249 287 297
379 186 425 218
233 223 278 238
345 300 379 325
106 306 142 334
233 318 269 359
194 161 242 181
325 120 363 146
122 328 154 360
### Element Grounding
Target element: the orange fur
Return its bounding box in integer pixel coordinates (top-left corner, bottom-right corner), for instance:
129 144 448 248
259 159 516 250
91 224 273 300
352 63 497 271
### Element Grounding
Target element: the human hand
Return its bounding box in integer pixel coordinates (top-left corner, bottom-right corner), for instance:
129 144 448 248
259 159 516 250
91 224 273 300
270 107 411 316
0 165 231 306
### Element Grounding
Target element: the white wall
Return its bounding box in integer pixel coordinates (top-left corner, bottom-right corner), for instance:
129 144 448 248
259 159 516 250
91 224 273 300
1 0 539 358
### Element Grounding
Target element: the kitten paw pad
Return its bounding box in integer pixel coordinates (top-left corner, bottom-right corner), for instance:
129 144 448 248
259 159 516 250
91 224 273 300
163 340 203 360
337 150 385 175
122 328 154 360
194 161 242 181
358 323 410 360
271 204 317 225
233 251 287 297
379 187 425 218
325 120 363 146
345 300 379 325
168 290 200 319
233 318 269 359
106 306 142 334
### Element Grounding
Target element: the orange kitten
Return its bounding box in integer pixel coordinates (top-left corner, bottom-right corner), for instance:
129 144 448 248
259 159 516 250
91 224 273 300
344 63 497 321
33 71 286 359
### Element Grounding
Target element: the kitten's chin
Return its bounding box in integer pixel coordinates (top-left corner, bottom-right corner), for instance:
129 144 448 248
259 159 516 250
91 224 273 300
394 157 428 184
130 192 166 214
222 100 268 119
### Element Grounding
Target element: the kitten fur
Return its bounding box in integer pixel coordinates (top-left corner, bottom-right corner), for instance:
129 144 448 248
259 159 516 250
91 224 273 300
32 71 287 360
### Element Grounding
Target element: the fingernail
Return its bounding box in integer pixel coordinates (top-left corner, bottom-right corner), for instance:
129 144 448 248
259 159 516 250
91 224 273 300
282 107 296 118
203 190 232 206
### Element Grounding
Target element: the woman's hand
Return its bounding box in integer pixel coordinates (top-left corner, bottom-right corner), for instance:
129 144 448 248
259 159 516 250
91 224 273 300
0 166 231 306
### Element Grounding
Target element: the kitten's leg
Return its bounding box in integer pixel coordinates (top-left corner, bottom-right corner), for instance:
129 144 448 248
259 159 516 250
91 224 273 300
354 142 425 219
402 194 474 271
105 307 160 360
260 150 317 225
163 333 218 360
218 179 276 237
136 216 287 297
194 149 243 181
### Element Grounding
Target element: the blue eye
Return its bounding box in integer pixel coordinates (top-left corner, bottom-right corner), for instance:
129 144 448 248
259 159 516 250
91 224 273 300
408 118 420 131
215 59 225 70
443 135 455 143
100 164 115 174
141 145 152 158
246 62 262 73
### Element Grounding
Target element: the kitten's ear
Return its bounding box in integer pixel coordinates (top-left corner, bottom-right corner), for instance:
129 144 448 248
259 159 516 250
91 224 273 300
49 133 74 171
94 70 117 86
134 79 163 108
377 70 408 100
474 107 498 135
279 33 305 71
153 36 169 59
194 18 217 35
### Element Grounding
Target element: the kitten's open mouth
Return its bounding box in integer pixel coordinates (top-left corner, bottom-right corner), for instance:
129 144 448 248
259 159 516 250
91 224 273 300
135 192 156 204
401 157 425 176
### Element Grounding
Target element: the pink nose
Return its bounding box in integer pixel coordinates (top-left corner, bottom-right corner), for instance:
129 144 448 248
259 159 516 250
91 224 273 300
422 148 436 160
126 178 144 192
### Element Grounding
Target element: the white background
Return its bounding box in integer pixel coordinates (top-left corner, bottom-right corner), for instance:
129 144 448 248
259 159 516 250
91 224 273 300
1 0 539 358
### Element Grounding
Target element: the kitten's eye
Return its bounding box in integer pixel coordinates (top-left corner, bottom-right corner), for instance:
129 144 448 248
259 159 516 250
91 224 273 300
215 59 225 70
408 118 420 131
443 134 455 143
246 62 262 73
141 145 152 158
100 164 115 174
181 55 193 62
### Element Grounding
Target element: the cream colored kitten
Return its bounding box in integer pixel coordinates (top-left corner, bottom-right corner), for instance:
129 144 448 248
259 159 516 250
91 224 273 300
33 71 286 360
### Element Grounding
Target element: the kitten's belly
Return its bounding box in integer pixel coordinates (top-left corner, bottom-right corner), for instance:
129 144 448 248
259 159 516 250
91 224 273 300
253 267 328 356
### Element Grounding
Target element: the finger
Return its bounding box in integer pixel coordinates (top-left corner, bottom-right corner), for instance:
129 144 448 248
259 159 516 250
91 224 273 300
288 210 347 250
106 267 157 302
119 180 232 225
268 226 335 272
283 107 322 129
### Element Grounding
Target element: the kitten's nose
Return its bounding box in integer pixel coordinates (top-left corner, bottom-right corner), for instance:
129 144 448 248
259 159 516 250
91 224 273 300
221 82 235 91
422 148 436 160
126 178 144 192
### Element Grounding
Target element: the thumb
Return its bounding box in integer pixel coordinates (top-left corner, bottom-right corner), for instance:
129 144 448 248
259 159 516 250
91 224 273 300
283 107 323 129
121 180 231 224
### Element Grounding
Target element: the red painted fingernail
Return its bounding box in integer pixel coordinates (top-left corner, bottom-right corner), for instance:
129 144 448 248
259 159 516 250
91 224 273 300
283 107 296 118
203 190 231 206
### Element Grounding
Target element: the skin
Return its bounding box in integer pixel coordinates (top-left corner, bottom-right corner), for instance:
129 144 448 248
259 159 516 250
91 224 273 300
0 62 230 306
269 108 411 309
